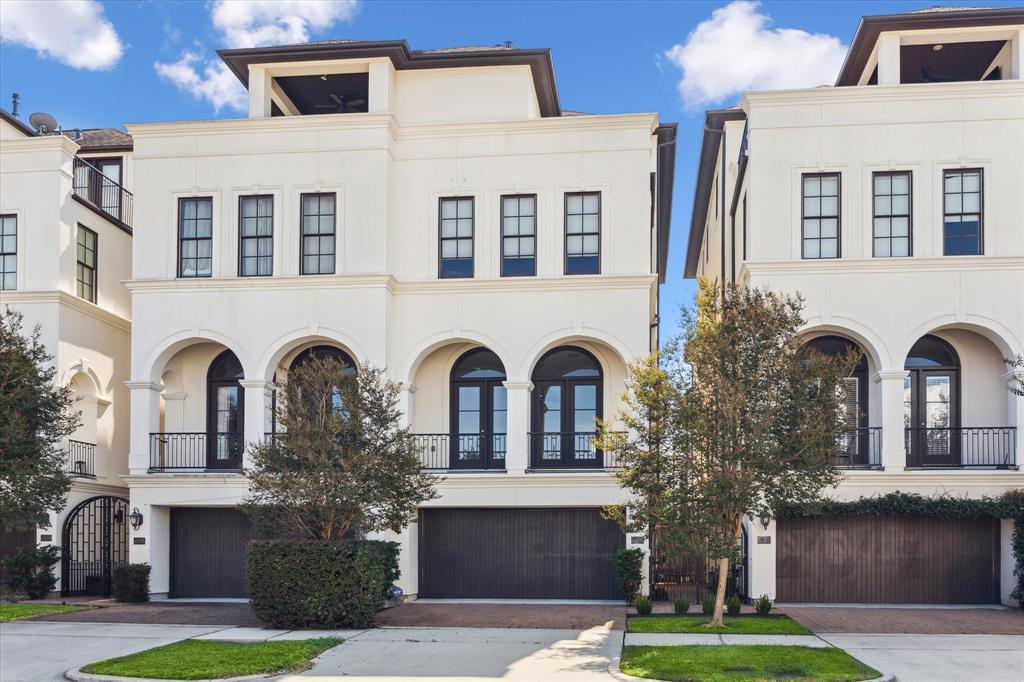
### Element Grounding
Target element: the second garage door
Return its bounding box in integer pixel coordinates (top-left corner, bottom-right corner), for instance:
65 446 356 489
170 508 254 598
418 508 625 599
776 516 1000 604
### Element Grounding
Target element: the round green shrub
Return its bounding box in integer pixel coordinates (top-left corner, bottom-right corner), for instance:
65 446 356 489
673 596 690 615
755 594 773 615
726 595 742 616
633 595 652 616
701 596 715 615
112 563 151 602
2 546 59 599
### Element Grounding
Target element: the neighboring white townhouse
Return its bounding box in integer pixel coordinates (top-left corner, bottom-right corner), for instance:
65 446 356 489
686 7 1024 606
121 40 677 599
0 107 134 596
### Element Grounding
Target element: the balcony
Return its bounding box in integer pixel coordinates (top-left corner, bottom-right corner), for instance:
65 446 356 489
905 427 1017 469
529 432 621 471
67 440 96 478
410 433 506 472
831 427 882 469
149 432 243 472
72 157 133 230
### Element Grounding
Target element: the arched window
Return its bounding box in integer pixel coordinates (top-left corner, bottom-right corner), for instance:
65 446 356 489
530 346 603 468
905 335 960 466
804 335 870 465
289 345 357 375
207 350 244 469
450 348 506 470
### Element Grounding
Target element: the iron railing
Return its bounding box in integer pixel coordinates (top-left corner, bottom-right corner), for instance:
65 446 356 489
831 427 882 469
149 432 243 472
528 431 620 470
67 440 96 478
72 157 133 228
410 433 506 471
905 427 1017 469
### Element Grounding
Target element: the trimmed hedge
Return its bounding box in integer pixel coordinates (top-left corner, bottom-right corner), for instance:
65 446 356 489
246 540 399 629
615 547 644 604
112 563 151 602
2 545 59 599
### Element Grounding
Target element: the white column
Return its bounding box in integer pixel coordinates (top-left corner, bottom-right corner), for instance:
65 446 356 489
399 384 417 430
503 381 533 474
747 517 776 601
1004 369 1024 467
162 392 186 432
874 370 908 471
247 65 271 118
239 380 272 468
876 33 901 85
368 59 395 114
1011 29 1023 80
126 381 163 474
129 502 170 598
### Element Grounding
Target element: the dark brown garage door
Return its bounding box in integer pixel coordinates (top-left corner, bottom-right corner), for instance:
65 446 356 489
777 517 1000 604
418 508 625 599
170 508 253 598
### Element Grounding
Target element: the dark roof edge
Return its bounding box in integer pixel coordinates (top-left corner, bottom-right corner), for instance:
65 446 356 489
218 40 561 117
78 145 134 153
654 123 677 285
0 108 37 137
836 7 1024 86
684 109 746 279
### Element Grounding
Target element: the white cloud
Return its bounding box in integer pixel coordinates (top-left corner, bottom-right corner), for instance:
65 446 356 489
0 0 123 70
664 1 847 109
155 0 359 112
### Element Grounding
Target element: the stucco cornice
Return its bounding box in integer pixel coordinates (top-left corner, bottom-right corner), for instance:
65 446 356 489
391 274 656 295
0 290 131 333
0 134 80 155
125 273 396 293
744 256 1024 278
742 79 1024 110
838 470 1024 488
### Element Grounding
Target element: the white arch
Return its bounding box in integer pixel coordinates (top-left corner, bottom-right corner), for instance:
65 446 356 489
797 318 889 374
898 314 1022 362
519 327 632 382
399 330 515 387
256 327 369 383
138 329 252 383
61 360 104 398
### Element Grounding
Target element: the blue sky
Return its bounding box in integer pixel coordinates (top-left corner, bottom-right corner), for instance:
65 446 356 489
1 0 1013 342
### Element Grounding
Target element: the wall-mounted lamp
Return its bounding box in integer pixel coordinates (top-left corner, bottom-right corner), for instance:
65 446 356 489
759 512 772 530
932 44 944 52
129 507 144 530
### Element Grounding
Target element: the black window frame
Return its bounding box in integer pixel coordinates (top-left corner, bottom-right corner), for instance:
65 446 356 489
500 193 537 277
438 196 475 279
177 196 214 279
564 191 601 275
300 192 337 276
238 194 274 277
76 225 98 303
942 168 984 256
0 214 15 291
801 172 841 260
872 171 912 258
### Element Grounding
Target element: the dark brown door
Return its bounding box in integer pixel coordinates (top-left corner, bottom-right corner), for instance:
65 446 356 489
777 517 999 604
170 508 253 598
418 508 625 599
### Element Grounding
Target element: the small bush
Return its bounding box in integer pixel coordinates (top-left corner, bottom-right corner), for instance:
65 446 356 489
633 595 652 615
726 595 742 616
615 548 644 604
112 564 151 602
247 540 399 629
2 546 59 599
673 596 690 615
701 596 715 615
755 594 773 615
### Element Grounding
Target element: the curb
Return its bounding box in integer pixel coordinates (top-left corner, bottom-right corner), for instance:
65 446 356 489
65 669 270 682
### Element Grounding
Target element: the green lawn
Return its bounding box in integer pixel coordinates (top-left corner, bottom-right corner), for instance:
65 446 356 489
0 603 89 622
81 638 341 680
621 645 880 682
628 615 811 635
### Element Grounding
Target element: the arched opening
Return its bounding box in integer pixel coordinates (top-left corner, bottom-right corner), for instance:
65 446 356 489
270 344 358 434
449 348 507 470
803 335 874 467
67 373 100 478
61 496 128 597
530 346 603 468
207 350 244 470
904 334 961 467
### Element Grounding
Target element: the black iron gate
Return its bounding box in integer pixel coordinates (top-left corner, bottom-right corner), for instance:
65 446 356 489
61 496 129 597
651 525 748 603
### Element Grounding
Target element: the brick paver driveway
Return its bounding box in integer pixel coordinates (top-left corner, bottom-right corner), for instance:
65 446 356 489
374 601 627 630
782 606 1024 634
34 601 262 626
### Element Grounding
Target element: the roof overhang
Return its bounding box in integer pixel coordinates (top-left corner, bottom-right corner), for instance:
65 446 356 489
654 123 677 284
0 108 37 137
218 40 561 117
836 7 1024 86
683 109 746 279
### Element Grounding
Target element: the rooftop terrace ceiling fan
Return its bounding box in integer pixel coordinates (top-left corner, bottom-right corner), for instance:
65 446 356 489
315 93 367 112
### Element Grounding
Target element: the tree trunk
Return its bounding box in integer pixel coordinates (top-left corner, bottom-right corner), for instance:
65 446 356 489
707 556 729 627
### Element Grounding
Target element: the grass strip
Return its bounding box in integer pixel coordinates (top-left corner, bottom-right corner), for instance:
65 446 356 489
628 615 812 635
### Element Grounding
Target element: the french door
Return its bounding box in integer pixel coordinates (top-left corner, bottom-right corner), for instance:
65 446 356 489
450 380 507 470
532 380 602 467
207 380 243 469
905 369 959 466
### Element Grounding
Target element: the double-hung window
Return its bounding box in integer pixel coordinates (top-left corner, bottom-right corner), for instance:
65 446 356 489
0 214 16 290
439 197 474 278
801 173 840 259
301 193 336 275
872 171 911 257
178 197 213 278
239 195 273 276
565 191 600 275
501 194 536 276
76 226 97 303
943 169 983 255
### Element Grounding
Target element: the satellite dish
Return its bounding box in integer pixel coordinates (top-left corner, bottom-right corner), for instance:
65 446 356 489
29 112 60 134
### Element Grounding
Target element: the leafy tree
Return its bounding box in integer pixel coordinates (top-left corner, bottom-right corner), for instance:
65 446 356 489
1007 355 1023 397
242 355 439 542
0 308 77 530
669 280 855 626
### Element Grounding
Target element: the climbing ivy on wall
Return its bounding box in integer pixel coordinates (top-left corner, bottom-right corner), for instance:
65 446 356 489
777 490 1024 608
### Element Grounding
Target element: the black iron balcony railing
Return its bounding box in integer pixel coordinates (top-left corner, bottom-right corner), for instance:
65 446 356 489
410 433 506 472
831 427 882 469
67 440 96 478
72 157 133 229
905 427 1017 469
529 431 621 470
149 432 243 472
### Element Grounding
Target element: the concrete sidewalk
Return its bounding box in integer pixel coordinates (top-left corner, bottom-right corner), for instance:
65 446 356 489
624 632 830 647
